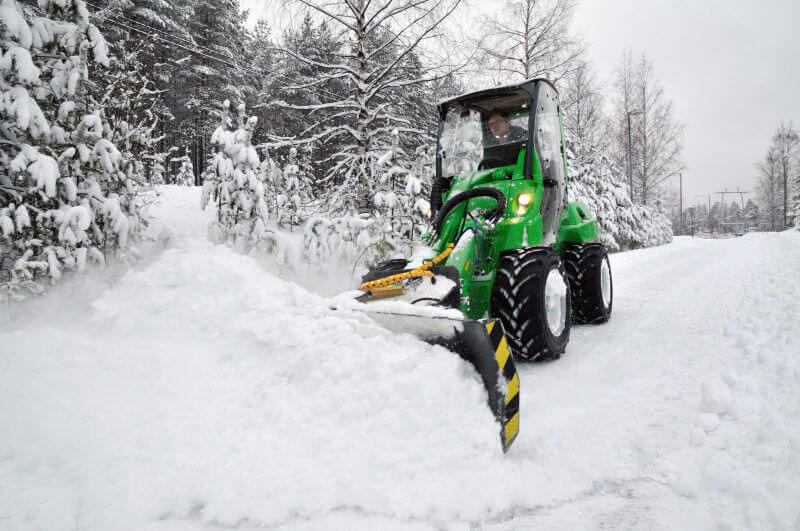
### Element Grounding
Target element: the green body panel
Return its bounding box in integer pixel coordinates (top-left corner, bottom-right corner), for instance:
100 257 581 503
554 201 599 254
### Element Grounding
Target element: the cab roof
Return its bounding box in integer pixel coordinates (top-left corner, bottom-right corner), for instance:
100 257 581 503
437 78 557 113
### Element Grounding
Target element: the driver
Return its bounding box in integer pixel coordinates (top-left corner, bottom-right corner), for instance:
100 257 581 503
483 111 527 168
487 112 526 145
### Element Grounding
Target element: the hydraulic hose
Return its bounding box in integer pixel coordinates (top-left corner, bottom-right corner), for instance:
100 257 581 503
430 187 506 236
430 176 445 215
359 244 455 291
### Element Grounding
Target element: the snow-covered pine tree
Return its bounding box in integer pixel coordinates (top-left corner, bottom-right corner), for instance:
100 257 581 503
241 19 275 150
91 0 178 183
791 170 800 229
371 129 432 257
257 146 281 219
205 100 270 253
172 155 194 186
728 201 743 233
264 15 347 184
145 153 165 184
1 0 141 300
743 199 759 232
276 147 312 228
272 1 455 222
178 0 249 182
567 144 672 251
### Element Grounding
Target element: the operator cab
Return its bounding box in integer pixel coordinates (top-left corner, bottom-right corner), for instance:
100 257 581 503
437 88 531 177
435 79 567 244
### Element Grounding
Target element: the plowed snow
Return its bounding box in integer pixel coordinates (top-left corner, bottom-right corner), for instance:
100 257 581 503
1 187 798 529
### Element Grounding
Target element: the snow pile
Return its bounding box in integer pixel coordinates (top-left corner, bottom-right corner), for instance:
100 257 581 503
699 378 733 415
0 239 511 529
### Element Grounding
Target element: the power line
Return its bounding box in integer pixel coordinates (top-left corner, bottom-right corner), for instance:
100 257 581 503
84 0 200 49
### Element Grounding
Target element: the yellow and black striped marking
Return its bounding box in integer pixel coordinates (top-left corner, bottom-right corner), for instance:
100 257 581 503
486 320 520 452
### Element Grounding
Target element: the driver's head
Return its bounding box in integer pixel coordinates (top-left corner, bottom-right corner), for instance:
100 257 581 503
488 112 511 138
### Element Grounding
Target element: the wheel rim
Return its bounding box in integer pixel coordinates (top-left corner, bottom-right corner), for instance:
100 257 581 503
600 257 612 308
544 268 567 336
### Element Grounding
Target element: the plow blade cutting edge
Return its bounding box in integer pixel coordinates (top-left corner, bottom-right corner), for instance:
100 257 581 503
359 310 520 452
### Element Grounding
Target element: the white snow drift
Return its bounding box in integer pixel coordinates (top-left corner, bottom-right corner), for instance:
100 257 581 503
1 189 799 529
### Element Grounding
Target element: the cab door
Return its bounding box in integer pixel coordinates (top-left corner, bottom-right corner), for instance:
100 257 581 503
533 82 567 246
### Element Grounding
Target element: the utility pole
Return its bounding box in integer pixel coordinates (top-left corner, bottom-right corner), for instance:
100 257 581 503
626 110 643 202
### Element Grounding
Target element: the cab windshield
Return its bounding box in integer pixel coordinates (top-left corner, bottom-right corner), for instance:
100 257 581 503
438 89 531 178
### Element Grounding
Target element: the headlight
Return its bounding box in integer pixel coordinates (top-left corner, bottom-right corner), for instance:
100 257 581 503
517 192 533 215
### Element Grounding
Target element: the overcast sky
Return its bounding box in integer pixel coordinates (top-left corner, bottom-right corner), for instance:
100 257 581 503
572 0 800 204
243 0 800 204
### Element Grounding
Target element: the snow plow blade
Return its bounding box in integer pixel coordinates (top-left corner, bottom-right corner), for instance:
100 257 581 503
359 309 519 452
440 319 520 452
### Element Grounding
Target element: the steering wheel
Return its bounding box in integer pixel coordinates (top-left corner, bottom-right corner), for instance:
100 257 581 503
431 188 507 236
477 158 506 171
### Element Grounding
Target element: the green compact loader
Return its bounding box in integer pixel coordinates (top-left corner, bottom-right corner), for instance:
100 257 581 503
344 79 613 452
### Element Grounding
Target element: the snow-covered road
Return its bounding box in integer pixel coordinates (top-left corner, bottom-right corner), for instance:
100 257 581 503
1 188 798 530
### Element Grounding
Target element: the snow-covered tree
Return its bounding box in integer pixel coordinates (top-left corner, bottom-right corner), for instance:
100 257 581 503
258 147 281 217
301 213 374 267
728 201 743 233
1 0 141 300
475 0 584 84
178 0 250 182
743 199 759 232
371 129 432 256
204 100 270 253
562 62 608 160
276 147 312 228
567 147 672 252
755 122 798 230
263 14 347 182
755 147 784 232
272 0 460 215
172 155 194 185
791 175 800 229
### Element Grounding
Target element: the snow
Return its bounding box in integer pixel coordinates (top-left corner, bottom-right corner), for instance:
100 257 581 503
700 378 733 415
1 189 800 529
0 0 32 48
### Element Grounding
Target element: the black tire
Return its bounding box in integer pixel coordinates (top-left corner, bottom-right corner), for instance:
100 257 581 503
564 243 613 324
490 248 571 361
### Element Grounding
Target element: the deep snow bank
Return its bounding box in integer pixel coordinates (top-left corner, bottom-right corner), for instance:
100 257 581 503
0 238 518 529
1 185 799 530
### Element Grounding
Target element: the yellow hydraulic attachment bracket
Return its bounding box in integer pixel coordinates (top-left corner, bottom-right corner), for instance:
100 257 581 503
359 244 455 292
